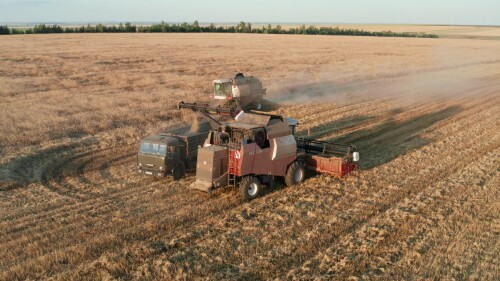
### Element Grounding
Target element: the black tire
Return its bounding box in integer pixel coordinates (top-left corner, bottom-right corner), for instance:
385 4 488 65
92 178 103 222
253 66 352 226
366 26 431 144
172 163 185 181
239 176 262 201
284 161 305 187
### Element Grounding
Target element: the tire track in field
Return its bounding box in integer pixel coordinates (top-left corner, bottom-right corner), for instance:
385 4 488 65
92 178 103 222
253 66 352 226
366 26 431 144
381 175 499 280
0 184 244 279
274 130 497 278
0 154 139 242
281 114 498 277
283 104 500 278
0 145 135 223
1 143 108 201
0 180 201 270
380 171 499 280
0 146 146 235
300 149 498 280
0 153 148 243
0 143 246 273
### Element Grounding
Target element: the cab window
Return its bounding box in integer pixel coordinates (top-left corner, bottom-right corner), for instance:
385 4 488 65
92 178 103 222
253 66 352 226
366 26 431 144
158 145 167 155
214 82 231 98
140 142 167 156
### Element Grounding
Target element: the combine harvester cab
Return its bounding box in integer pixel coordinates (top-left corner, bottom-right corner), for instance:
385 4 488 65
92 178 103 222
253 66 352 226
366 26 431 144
212 73 266 110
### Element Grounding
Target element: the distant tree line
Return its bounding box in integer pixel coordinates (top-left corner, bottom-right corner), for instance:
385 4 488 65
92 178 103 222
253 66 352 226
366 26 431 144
0 25 10 34
0 21 439 38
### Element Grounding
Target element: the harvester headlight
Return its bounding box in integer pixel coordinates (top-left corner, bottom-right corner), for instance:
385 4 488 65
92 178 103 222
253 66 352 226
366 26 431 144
353 152 360 162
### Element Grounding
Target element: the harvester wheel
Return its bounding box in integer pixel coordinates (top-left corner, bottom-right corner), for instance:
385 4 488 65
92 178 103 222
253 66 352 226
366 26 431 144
284 161 305 187
172 163 185 181
239 176 262 201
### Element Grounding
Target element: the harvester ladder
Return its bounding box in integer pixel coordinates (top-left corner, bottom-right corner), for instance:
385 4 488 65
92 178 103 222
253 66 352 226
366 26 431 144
228 139 238 187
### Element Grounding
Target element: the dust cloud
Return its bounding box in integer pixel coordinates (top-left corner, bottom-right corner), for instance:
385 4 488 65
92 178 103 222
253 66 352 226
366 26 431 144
190 116 201 133
266 51 499 106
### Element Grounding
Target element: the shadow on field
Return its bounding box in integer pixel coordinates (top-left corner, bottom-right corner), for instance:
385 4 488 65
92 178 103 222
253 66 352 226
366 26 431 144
306 106 461 169
297 115 372 140
0 139 99 187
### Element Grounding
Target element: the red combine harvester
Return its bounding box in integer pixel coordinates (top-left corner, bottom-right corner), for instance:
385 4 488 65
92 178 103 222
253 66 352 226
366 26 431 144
178 102 359 200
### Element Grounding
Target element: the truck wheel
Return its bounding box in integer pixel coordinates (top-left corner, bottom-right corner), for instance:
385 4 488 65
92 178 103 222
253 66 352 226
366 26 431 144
239 176 262 201
284 161 305 187
172 163 185 181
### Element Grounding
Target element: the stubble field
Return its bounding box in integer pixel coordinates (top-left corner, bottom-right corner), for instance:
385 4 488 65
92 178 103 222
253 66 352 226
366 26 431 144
0 33 499 280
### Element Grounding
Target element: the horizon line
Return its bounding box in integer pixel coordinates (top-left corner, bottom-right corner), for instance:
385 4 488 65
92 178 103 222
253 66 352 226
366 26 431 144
1 21 499 28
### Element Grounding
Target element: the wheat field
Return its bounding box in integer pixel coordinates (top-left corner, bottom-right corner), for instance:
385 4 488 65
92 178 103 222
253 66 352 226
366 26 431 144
0 33 499 280
319 24 500 39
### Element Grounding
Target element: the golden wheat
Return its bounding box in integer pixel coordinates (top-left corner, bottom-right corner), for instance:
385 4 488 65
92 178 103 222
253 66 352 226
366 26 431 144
0 33 499 280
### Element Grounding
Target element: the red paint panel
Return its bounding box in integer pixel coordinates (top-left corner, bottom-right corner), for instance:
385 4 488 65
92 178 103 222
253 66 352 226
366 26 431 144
305 155 357 177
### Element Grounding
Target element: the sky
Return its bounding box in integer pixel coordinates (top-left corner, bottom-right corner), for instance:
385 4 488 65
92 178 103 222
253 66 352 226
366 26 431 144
0 0 499 25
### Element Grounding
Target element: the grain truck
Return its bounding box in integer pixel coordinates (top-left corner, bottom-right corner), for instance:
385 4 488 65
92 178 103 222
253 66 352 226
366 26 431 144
137 122 211 180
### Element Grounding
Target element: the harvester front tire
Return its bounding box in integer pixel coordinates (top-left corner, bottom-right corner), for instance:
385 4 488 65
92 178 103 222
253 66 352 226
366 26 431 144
285 161 305 187
172 163 185 181
239 176 262 201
